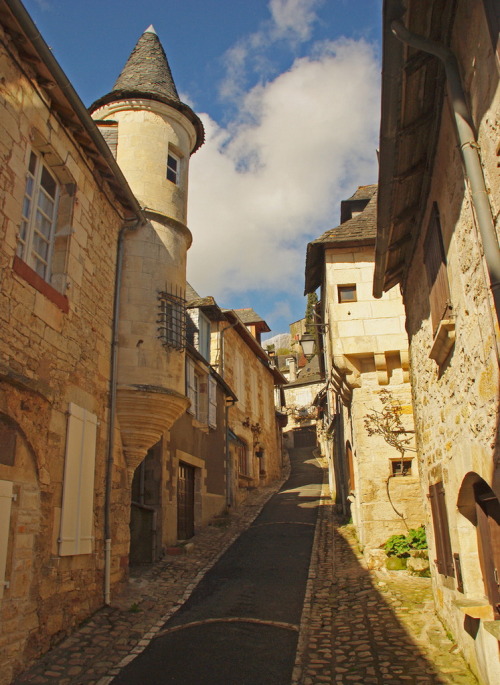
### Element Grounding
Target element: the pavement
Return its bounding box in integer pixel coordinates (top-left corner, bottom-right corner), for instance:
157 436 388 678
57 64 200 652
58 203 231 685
14 450 478 685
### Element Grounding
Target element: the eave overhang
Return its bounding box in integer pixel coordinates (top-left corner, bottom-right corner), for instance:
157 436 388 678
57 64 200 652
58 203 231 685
374 0 455 297
1 0 144 222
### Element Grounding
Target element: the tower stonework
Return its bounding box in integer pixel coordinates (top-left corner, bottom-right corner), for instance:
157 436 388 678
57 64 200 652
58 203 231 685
90 27 204 475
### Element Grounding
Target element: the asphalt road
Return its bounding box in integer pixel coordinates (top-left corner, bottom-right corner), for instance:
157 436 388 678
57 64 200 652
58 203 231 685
112 446 323 685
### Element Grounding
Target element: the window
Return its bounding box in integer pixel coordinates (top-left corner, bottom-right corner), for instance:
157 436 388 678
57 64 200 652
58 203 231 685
391 458 413 477
236 438 250 477
199 312 211 361
59 404 97 556
186 358 209 424
167 151 180 184
424 204 452 335
17 150 59 281
428 481 455 577
158 290 186 350
338 284 357 303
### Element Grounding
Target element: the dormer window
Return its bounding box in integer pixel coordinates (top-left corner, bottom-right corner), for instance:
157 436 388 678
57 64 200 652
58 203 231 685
167 150 180 184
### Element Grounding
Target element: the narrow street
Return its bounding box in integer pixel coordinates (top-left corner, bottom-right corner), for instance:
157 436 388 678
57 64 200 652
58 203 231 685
112 446 322 684
14 447 477 685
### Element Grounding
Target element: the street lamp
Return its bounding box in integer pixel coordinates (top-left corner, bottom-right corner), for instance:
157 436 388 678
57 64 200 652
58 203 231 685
299 332 315 361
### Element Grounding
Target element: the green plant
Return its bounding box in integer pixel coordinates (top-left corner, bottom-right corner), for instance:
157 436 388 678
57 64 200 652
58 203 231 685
384 534 411 558
406 526 427 550
384 526 427 558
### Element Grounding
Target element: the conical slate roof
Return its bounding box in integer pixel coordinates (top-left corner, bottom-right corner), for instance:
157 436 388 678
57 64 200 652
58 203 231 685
112 26 180 102
90 26 204 152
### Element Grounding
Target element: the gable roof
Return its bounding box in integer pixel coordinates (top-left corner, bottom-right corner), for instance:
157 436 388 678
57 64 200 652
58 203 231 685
304 185 378 294
232 308 271 333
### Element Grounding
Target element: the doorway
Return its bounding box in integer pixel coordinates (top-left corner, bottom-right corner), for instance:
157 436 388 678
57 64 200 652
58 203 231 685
177 462 195 540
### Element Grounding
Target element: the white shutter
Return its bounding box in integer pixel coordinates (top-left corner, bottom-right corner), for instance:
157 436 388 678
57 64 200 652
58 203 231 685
208 376 217 429
0 480 13 598
186 358 196 414
59 403 97 556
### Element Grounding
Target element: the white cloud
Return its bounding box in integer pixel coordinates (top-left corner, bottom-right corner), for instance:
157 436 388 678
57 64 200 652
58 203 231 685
187 37 380 304
269 0 323 42
218 0 322 104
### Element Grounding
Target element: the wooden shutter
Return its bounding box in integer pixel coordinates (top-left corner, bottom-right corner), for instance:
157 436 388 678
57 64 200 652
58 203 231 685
59 404 97 556
428 481 455 577
208 376 217 429
424 205 451 335
0 480 13 598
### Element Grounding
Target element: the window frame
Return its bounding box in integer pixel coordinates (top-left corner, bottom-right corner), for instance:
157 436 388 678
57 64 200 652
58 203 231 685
167 150 180 184
337 284 357 304
17 149 60 282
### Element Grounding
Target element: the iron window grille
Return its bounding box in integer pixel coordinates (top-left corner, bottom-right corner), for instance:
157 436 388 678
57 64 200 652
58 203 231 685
157 288 186 350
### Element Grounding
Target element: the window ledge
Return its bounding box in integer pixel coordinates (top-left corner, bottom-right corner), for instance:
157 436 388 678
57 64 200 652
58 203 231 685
429 318 455 365
453 597 494 620
13 256 69 313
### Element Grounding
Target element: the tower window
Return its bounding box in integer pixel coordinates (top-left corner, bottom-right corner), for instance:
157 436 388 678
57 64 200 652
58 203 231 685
167 151 180 184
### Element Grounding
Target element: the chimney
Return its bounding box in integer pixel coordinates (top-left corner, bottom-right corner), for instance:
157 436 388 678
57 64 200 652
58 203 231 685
288 357 297 382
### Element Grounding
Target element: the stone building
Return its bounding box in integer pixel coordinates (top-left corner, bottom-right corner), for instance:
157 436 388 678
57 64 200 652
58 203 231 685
0 4 205 679
211 309 287 507
305 185 425 551
374 1 500 682
0 1 144 680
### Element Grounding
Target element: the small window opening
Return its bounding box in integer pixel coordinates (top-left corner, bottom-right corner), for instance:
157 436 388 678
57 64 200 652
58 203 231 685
391 458 412 477
167 152 180 184
338 284 357 303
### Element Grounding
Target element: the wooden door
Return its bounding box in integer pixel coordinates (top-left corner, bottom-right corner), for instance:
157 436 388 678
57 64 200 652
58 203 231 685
475 485 500 619
177 463 195 540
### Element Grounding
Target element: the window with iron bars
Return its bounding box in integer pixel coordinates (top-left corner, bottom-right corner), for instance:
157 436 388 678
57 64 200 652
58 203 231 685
157 289 186 350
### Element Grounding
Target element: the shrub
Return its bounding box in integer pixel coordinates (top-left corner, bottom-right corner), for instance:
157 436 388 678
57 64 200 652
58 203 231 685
384 526 427 558
406 526 427 550
384 534 411 558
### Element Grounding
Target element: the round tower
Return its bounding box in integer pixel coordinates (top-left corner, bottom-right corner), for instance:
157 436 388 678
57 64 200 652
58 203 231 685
90 27 204 475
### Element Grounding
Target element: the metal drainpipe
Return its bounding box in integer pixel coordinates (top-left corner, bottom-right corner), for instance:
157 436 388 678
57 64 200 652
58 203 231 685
391 20 500 328
104 218 143 605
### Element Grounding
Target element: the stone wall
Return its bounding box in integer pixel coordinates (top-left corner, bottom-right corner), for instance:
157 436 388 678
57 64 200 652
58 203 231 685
401 3 500 683
220 324 282 505
0 26 130 682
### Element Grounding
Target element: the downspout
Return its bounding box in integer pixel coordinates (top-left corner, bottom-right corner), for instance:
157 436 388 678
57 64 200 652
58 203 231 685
391 20 500 327
104 218 143 605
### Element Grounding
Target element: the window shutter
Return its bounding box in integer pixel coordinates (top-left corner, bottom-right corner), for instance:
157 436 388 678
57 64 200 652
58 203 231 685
0 480 13 598
59 404 97 556
208 376 217 429
186 359 196 414
424 206 451 334
429 481 455 577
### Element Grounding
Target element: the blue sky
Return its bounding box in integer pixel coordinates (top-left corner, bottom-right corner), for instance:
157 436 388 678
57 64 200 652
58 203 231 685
24 0 383 338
